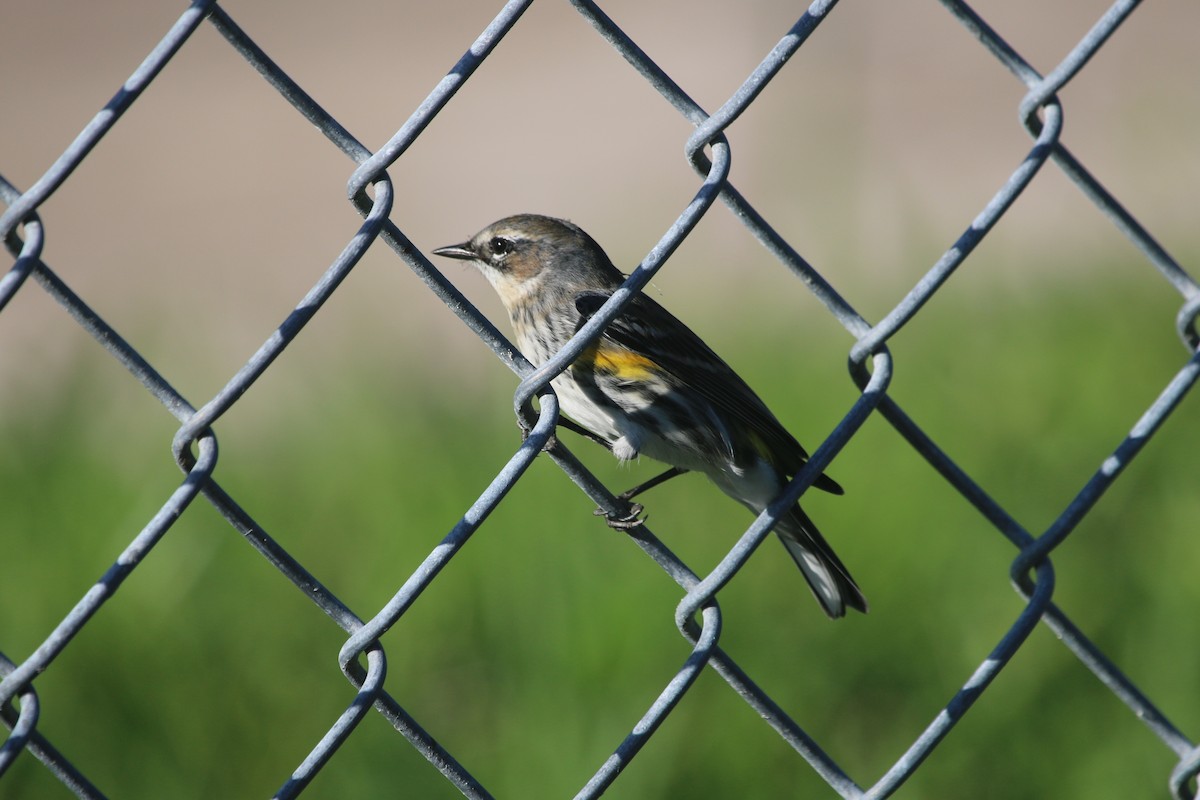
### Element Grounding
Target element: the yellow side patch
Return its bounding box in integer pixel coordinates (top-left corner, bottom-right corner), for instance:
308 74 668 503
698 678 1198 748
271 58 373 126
747 429 772 462
577 343 659 382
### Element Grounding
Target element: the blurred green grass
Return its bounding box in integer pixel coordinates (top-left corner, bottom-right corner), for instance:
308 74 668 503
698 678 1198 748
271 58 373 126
1 273 1197 799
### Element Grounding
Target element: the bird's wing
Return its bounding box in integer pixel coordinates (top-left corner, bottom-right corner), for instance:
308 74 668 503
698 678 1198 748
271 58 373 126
575 290 842 494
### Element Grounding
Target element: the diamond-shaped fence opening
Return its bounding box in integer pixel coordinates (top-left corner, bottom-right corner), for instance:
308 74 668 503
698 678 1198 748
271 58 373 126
2 1 1198 798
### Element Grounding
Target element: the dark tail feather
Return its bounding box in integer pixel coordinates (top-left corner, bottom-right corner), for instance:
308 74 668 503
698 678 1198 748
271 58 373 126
775 506 867 619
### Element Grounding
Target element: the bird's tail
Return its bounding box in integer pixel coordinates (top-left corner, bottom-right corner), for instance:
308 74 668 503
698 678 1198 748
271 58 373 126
776 506 867 619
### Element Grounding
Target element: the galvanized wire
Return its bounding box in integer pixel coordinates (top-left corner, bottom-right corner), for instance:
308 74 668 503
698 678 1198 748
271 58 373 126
2 1 1198 798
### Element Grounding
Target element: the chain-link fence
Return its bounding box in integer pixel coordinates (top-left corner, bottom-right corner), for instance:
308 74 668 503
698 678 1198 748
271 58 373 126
3 1 1199 797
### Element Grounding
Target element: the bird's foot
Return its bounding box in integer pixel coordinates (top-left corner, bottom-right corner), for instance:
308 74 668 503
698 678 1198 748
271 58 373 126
594 502 646 530
520 425 561 455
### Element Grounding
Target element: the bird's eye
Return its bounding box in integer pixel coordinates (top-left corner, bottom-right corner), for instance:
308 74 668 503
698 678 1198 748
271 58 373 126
489 236 513 257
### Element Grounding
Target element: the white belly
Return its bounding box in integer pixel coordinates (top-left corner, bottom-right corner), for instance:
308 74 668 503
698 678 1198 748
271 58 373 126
552 371 753 489
552 373 649 462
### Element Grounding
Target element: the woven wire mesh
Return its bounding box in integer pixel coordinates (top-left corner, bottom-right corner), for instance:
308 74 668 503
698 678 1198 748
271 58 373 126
2 1 1199 797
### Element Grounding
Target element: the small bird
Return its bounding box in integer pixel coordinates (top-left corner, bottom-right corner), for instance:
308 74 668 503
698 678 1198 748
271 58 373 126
433 214 866 618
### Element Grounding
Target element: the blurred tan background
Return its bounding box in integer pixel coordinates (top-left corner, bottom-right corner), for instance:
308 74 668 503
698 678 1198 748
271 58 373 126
2 0 1197 404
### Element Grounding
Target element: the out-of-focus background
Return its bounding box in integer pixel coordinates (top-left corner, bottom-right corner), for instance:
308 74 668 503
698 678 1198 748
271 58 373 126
2 1 1198 798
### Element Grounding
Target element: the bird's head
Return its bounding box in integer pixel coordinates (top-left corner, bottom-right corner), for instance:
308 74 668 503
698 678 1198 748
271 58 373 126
433 214 620 309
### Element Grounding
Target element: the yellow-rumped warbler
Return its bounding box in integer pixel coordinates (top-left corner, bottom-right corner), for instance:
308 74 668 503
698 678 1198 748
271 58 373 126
433 214 866 618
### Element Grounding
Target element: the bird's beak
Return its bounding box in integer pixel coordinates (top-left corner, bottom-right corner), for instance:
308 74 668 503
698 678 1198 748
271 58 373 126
431 242 476 261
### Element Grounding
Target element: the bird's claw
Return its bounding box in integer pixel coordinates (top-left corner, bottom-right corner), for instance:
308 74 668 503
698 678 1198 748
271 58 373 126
521 426 561 454
595 502 646 530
